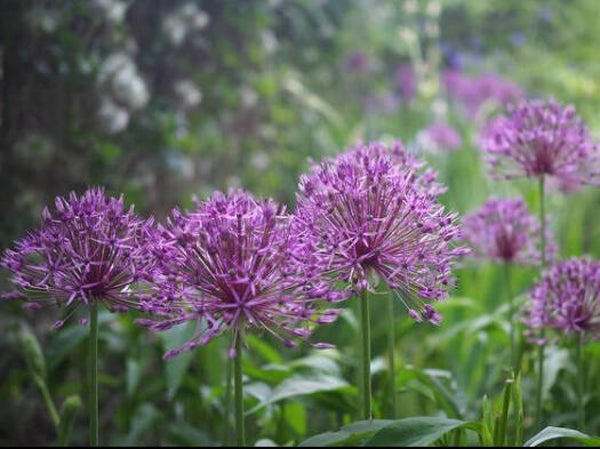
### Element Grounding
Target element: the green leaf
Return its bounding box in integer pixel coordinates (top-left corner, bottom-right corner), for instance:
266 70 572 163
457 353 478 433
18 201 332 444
247 374 350 414
58 395 81 447
299 420 395 447
159 321 197 399
524 426 600 447
364 417 481 447
126 358 144 398
398 368 465 419
20 327 46 381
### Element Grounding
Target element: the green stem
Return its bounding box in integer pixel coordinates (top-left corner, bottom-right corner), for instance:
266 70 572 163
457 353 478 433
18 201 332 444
576 333 585 431
359 289 372 420
35 377 60 429
496 379 513 446
222 339 233 446
387 295 397 418
535 175 546 430
89 302 99 447
503 262 516 373
234 335 246 447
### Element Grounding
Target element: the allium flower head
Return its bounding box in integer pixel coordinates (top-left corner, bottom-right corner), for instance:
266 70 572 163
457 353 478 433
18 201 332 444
0 187 153 327
481 99 600 188
523 257 600 343
462 197 555 265
293 141 468 324
138 190 341 359
418 121 462 152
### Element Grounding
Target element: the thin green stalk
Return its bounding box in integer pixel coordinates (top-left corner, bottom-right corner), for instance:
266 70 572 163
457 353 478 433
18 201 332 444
499 379 513 446
234 335 246 447
37 379 60 429
88 302 99 447
387 295 397 418
575 332 585 431
359 289 372 420
222 340 233 446
535 175 546 430
503 262 515 373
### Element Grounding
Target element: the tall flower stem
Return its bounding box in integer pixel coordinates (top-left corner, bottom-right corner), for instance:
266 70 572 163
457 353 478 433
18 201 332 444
503 262 516 373
535 175 547 430
222 339 233 446
359 289 372 420
88 302 99 447
234 334 246 447
575 332 585 431
387 295 397 418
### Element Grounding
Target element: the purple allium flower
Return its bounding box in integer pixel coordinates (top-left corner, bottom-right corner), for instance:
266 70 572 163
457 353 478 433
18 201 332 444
394 63 417 102
0 188 153 327
345 51 371 74
523 257 600 343
418 121 462 152
481 99 600 188
138 190 342 359
293 141 468 325
442 69 523 119
462 197 555 266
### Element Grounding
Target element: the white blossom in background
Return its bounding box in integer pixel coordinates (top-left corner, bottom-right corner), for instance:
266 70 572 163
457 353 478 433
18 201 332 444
92 0 127 23
98 52 149 110
251 152 270 171
163 2 210 46
240 85 258 108
26 7 61 33
174 79 203 109
97 98 130 134
166 151 195 180
261 30 278 54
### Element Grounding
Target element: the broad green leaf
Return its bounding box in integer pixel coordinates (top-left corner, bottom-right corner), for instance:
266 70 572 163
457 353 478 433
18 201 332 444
126 358 144 398
524 426 600 447
159 321 196 399
247 374 350 414
246 333 283 364
364 417 481 447
299 420 395 447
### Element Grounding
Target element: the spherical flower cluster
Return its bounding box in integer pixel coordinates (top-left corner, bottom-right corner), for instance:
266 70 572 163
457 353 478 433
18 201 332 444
293 141 468 324
442 69 524 119
0 188 153 327
523 257 600 343
462 197 555 266
418 121 462 152
138 190 342 358
480 99 600 189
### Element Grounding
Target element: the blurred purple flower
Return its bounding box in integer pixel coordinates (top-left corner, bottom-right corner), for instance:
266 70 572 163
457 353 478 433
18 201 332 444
523 257 600 343
462 196 555 266
442 69 523 119
480 99 600 188
293 141 468 325
345 51 371 74
0 188 153 327
362 92 400 115
418 121 462 152
138 190 342 359
394 63 417 102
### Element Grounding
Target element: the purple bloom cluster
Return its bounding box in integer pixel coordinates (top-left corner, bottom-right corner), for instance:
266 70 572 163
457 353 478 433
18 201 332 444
293 141 468 324
0 188 153 327
137 190 342 358
462 197 555 266
418 121 463 152
481 99 600 189
442 69 524 119
394 63 417 102
523 257 600 343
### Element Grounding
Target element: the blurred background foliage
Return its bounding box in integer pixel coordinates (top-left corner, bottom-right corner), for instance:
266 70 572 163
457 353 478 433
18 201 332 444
1 0 600 445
